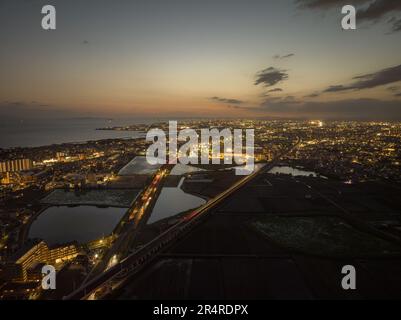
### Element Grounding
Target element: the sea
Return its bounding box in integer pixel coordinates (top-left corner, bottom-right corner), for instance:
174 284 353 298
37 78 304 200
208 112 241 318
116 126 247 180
0 117 155 149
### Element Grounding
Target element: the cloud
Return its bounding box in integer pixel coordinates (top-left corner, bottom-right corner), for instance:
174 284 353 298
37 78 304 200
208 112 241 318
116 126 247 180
387 85 401 97
260 95 302 108
296 0 401 32
296 0 369 10
209 96 244 104
388 17 401 33
267 88 283 93
259 97 401 120
262 96 284 103
226 105 263 112
324 85 348 93
2 100 48 108
0 100 73 119
273 53 295 60
9 101 24 106
358 0 401 22
324 64 401 92
387 86 400 92
283 95 300 102
255 67 289 87
304 93 320 98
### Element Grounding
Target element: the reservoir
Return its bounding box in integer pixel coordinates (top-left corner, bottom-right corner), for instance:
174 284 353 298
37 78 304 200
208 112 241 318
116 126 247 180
28 206 126 245
147 178 206 224
269 166 321 177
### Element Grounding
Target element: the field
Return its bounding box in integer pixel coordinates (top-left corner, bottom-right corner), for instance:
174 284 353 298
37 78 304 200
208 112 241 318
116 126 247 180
41 189 140 208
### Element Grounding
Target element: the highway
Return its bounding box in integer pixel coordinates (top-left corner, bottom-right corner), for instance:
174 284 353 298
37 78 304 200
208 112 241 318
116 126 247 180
64 139 300 300
81 167 169 283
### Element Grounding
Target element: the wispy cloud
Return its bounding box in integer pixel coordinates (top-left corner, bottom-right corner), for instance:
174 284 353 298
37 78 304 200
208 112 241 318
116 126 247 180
226 105 262 112
359 0 401 22
324 64 401 92
296 0 369 10
266 88 283 93
209 96 244 104
273 53 295 60
304 93 320 98
0 100 67 119
388 17 401 33
1 100 50 108
260 97 401 120
255 67 289 87
387 86 400 92
261 95 302 108
262 96 284 103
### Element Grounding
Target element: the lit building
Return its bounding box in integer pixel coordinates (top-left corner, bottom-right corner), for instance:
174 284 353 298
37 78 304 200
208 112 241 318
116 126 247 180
0 281 42 300
0 159 33 173
3 240 79 282
56 152 66 161
1 172 11 184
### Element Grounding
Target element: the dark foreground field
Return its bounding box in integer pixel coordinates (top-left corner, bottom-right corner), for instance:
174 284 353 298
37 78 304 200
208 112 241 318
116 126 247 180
115 173 401 300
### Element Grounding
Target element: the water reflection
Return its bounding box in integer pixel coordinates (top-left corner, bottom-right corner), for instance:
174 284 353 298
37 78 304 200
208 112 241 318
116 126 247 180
29 206 126 245
148 178 206 224
269 166 324 178
170 163 206 175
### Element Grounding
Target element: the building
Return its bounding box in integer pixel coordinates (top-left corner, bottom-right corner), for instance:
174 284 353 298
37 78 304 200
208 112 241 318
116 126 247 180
2 240 79 282
56 152 66 161
0 281 42 300
0 159 33 173
0 172 10 184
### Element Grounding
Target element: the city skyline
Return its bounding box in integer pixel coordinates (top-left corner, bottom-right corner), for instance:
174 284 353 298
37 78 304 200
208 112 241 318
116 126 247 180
1 0 401 120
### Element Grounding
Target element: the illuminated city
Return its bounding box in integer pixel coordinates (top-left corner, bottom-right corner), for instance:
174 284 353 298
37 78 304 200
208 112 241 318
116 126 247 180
1 0 401 306
1 119 401 299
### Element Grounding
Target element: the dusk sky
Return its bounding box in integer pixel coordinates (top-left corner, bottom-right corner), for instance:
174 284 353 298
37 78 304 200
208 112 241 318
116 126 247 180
1 0 401 120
